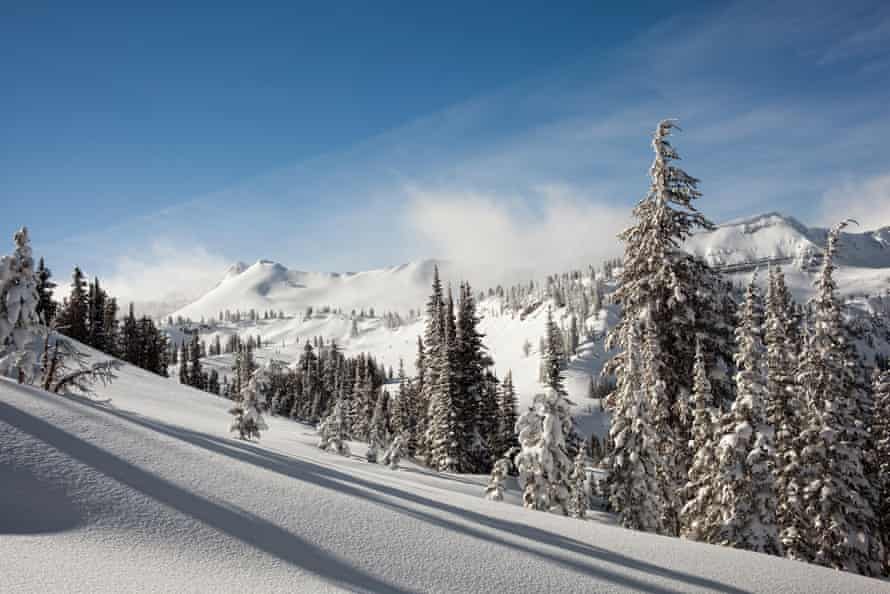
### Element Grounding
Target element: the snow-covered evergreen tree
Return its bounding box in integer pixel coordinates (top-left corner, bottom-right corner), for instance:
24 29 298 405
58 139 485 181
317 398 350 456
765 266 809 559
427 299 460 473
708 278 781 555
567 449 589 520
456 281 494 472
494 370 519 458
641 317 680 536
367 391 387 463
680 339 721 541
542 307 565 395
514 388 573 515
605 120 732 519
485 448 516 502
35 256 56 326
229 366 268 441
418 266 444 461
59 266 89 343
796 222 883 575
871 368 890 575
381 434 404 470
0 227 42 383
605 323 661 532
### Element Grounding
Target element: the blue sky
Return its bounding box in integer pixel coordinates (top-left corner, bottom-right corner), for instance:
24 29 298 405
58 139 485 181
3 1 890 304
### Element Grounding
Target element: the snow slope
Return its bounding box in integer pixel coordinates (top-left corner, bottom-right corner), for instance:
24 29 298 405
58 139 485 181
3 358 888 593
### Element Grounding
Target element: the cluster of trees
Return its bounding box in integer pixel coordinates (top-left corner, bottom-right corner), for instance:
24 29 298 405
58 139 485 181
317 270 521 475
600 120 888 577
38 266 169 377
0 228 119 393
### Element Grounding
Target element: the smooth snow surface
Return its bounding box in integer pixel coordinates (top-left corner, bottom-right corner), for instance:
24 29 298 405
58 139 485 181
3 361 889 593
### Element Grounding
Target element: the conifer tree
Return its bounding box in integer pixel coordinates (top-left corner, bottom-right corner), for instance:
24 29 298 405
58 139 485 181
427 301 460 472
796 222 883 575
765 266 809 558
318 398 350 456
605 323 661 532
605 120 731 511
871 368 890 574
485 448 516 502
456 282 493 471
188 333 203 389
542 307 565 395
87 278 107 351
0 227 42 383
381 434 404 470
59 267 88 342
367 391 387 463
419 267 444 459
35 257 56 325
567 449 589 520
641 318 680 536
495 370 519 458
680 340 721 541
514 387 573 515
229 367 268 441
178 342 189 384
710 278 781 555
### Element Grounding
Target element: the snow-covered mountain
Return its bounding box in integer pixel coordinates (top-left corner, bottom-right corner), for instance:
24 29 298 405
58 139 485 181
684 212 890 269
173 259 442 322
177 212 890 324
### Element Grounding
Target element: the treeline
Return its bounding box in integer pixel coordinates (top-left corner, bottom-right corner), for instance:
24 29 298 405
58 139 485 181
316 272 524 475
40 266 169 376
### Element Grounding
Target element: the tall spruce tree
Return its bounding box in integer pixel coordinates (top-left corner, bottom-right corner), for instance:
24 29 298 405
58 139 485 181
188 333 203 389
680 340 721 541
427 295 460 472
60 267 88 342
0 227 42 383
710 278 781 555
871 368 890 575
796 222 883 575
515 387 573 515
418 266 444 460
495 370 519 458
765 266 809 558
35 257 56 326
605 323 661 531
605 120 732 527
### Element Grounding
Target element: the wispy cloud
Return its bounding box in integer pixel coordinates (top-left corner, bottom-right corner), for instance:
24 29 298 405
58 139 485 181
819 173 890 231
101 241 231 314
405 184 628 285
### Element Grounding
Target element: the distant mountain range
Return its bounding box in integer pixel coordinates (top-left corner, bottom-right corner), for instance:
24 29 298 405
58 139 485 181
171 212 890 321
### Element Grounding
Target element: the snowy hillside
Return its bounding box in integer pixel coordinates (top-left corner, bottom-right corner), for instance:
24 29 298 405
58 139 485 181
166 297 613 440
3 358 888 593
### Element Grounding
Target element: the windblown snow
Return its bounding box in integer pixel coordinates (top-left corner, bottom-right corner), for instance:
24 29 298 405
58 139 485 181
3 359 888 593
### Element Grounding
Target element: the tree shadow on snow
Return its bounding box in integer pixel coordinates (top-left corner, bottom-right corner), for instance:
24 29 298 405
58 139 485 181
0 460 84 534
0 401 413 594
61 398 753 594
